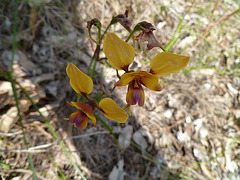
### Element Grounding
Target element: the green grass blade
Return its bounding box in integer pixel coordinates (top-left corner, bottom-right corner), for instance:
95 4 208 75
165 19 185 51
165 0 195 51
0 161 11 170
94 114 122 151
165 30 185 52
9 1 37 179
48 154 67 180
15 81 87 180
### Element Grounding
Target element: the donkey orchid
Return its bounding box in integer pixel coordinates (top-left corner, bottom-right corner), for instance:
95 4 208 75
103 32 190 106
66 63 128 129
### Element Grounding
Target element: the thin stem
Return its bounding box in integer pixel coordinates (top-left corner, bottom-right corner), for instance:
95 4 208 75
165 0 195 51
15 80 87 180
159 45 166 52
125 30 136 42
82 93 91 101
10 1 37 179
91 53 97 79
88 29 100 45
77 93 82 103
94 114 122 152
87 47 98 75
116 70 121 79
101 23 112 40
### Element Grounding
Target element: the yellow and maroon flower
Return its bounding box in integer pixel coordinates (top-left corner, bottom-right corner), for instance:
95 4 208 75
67 101 96 130
114 71 162 106
66 63 129 129
103 32 190 106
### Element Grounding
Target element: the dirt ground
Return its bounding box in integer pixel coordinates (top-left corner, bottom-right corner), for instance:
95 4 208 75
0 0 240 179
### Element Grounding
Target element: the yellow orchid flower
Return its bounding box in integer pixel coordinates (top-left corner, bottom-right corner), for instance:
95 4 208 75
66 63 128 129
67 101 96 130
103 32 190 106
114 71 162 106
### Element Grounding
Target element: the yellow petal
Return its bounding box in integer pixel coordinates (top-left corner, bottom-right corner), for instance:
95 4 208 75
99 98 128 123
69 110 89 130
140 73 162 91
114 72 136 87
103 32 135 71
126 81 145 106
69 101 96 126
150 52 190 77
66 63 93 94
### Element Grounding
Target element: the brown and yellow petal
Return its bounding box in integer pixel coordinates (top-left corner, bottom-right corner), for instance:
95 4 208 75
114 72 136 87
66 63 93 95
103 32 135 71
68 101 96 127
150 52 190 77
140 72 162 91
69 110 89 130
126 81 145 106
99 98 128 123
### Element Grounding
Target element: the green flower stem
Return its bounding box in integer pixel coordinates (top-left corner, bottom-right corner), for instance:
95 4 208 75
101 23 112 40
119 133 173 174
159 45 166 52
97 25 102 44
91 54 97 79
88 29 100 45
15 81 87 180
125 29 136 42
77 93 82 103
94 114 122 152
87 46 98 75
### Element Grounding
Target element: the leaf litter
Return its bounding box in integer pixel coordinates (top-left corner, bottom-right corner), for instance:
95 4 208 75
0 0 240 179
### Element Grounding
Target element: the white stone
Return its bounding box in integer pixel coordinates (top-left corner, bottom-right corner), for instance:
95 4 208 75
0 81 12 95
163 109 172 119
227 83 239 95
177 131 190 142
118 125 133 150
199 127 208 139
178 36 196 48
186 116 192 123
108 160 125 180
193 118 204 132
133 128 152 150
0 107 18 133
204 83 212 90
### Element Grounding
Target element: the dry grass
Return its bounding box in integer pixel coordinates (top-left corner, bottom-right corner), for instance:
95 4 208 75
0 0 240 179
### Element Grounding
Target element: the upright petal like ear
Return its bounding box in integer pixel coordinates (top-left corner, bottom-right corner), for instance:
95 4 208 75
103 32 135 71
150 52 190 77
66 63 93 95
99 98 128 123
